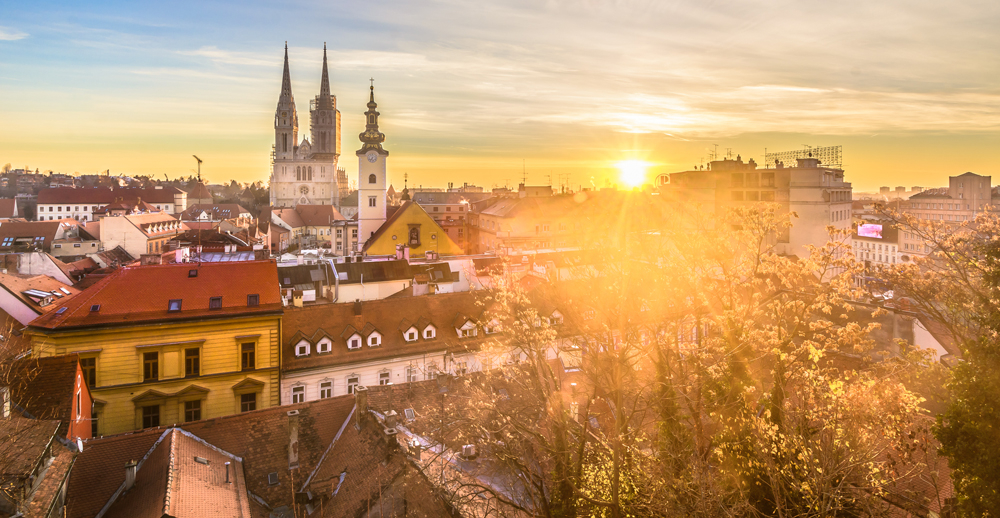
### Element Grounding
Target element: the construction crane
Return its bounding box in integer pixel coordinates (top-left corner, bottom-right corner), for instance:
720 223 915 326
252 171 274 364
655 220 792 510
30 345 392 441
192 155 202 182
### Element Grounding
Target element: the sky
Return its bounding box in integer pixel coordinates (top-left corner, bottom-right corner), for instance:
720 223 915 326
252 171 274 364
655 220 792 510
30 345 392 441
1 0 1000 191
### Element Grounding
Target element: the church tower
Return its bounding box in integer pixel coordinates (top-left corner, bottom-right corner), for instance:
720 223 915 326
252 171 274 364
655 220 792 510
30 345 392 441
357 84 388 252
310 44 341 160
274 43 298 161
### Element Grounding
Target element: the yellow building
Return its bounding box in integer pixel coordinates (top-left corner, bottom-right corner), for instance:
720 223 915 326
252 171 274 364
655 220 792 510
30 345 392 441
28 261 283 436
362 200 463 256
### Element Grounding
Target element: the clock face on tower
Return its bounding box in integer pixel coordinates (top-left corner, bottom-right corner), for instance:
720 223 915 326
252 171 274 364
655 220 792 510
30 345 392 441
366 151 378 163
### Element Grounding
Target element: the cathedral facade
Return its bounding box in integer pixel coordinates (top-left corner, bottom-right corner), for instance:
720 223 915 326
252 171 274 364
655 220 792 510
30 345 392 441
269 44 350 208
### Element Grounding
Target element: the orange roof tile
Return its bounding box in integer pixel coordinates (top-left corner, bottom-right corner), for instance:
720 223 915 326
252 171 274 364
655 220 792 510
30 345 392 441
29 261 282 330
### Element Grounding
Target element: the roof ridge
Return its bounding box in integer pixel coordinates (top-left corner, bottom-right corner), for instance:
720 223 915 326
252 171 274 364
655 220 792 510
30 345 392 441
164 429 178 515
95 427 173 518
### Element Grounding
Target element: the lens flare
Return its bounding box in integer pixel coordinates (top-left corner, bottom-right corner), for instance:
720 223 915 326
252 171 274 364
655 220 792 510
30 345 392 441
616 160 649 188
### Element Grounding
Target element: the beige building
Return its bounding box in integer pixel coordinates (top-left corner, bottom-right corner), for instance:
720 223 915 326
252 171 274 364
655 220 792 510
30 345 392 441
99 213 184 258
658 156 853 259
900 172 995 257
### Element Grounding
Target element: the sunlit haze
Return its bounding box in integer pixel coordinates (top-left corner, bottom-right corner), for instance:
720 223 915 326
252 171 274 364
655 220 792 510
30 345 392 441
3 1 1000 190
616 160 649 189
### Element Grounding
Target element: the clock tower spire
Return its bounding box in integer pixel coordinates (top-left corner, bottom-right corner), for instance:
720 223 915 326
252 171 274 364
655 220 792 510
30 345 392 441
357 82 388 252
274 42 298 162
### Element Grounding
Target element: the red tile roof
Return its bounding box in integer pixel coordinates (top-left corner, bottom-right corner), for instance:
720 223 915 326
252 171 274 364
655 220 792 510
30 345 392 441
295 205 347 226
0 271 81 319
0 417 61 478
37 187 182 205
103 428 252 518
282 291 485 372
67 395 357 518
29 261 282 330
0 221 63 252
5 355 85 434
0 198 17 219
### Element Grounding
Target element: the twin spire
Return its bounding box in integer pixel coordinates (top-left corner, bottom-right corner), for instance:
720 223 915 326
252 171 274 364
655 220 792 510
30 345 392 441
278 42 332 106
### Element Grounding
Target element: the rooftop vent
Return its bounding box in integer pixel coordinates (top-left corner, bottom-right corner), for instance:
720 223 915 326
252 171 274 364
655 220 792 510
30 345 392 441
267 472 279 485
403 408 415 421
188 269 198 278
90 304 100 312
194 456 210 465
286 409 300 417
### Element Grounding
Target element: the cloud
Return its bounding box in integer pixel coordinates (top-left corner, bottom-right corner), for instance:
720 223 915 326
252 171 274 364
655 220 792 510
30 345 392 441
178 46 273 67
0 27 28 41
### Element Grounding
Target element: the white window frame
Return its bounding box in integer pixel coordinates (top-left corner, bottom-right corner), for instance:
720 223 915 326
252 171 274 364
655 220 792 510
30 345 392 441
379 371 391 385
294 340 310 357
423 326 436 339
347 334 362 350
368 332 382 347
347 376 359 394
291 385 305 404
404 327 418 342
316 338 332 354
406 366 419 383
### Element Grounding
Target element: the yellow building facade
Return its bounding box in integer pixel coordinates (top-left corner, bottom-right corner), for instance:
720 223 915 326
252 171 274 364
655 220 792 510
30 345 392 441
28 261 283 436
362 201 463 256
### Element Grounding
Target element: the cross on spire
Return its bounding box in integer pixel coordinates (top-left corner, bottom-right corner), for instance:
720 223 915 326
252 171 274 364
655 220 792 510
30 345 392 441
370 77 374 88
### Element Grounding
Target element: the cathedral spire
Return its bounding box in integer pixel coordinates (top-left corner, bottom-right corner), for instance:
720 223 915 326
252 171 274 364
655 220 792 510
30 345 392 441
320 43 331 99
358 82 387 154
279 42 294 103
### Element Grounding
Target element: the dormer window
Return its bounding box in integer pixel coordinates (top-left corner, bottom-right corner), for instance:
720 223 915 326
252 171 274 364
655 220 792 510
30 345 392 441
247 294 259 307
168 299 182 312
484 319 500 334
368 332 382 347
405 329 417 342
550 310 564 325
209 297 222 310
317 338 332 354
348 335 362 350
423 326 436 339
295 340 311 357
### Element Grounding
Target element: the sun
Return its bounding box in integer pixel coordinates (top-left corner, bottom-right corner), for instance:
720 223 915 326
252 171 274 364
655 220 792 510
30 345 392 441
616 160 649 188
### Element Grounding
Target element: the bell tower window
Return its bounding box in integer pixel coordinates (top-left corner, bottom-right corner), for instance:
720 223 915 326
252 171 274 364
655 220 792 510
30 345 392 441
369 174 377 184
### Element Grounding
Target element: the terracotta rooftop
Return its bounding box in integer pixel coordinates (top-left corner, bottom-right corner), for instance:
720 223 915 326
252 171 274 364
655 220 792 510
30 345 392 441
37 187 182 205
29 261 282 331
4 354 86 438
67 395 357 518
0 271 81 320
102 428 252 518
0 417 61 479
295 204 347 226
0 198 17 219
282 291 484 372
0 221 63 252
180 203 251 221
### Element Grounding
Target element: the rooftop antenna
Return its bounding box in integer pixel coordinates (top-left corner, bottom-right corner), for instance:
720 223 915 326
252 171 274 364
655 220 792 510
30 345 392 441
522 160 527 185
192 155 203 182
709 144 718 161
726 148 733 159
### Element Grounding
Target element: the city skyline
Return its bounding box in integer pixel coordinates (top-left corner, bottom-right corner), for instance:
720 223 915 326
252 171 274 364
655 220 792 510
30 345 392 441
2 0 1000 191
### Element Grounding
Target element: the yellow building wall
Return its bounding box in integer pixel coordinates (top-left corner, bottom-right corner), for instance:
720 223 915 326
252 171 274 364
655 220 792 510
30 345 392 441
30 315 281 436
365 204 464 256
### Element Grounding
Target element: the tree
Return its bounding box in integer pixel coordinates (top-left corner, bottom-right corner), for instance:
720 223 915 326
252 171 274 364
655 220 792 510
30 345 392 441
876 206 1000 515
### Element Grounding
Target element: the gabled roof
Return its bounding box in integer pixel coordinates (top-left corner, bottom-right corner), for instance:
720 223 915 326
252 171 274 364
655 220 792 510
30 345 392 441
362 201 457 253
296 204 347 226
67 395 357 518
29 261 282 331
0 221 62 251
180 203 251 221
0 271 81 320
187 182 214 201
272 208 305 229
102 428 252 518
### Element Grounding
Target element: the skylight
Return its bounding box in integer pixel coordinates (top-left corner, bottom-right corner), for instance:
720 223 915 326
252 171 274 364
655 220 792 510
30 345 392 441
168 299 182 312
90 304 100 312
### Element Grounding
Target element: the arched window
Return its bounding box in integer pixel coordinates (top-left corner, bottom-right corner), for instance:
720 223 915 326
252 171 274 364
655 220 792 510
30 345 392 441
283 134 288 152
308 167 313 181
296 166 301 181
368 174 377 184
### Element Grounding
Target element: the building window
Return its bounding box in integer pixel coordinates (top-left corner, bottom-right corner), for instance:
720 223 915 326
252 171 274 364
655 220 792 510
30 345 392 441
369 174 377 184
368 196 376 207
209 297 222 310
368 333 381 347
92 412 99 437
185 348 200 377
240 393 257 412
247 294 259 307
347 376 359 394
241 343 255 371
406 330 416 342
406 367 419 382
316 339 331 354
143 352 158 381
80 357 96 387
352 229 358 238
168 299 182 312
142 405 160 428
295 341 310 357
379 371 390 385
184 400 201 422
425 364 438 381
424 326 436 339
320 381 332 399
292 386 305 404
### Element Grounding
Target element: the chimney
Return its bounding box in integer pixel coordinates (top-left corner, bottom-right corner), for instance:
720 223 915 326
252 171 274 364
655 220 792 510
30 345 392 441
395 244 403 260
124 460 138 490
225 461 231 483
354 385 368 428
385 410 398 429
